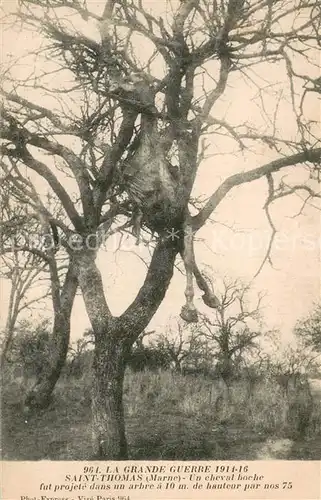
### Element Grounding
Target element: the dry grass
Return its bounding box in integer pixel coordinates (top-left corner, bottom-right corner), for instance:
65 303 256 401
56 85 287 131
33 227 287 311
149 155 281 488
1 368 321 460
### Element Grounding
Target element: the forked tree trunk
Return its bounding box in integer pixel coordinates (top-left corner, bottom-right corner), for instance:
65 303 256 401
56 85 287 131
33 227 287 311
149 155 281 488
76 240 178 459
25 262 78 409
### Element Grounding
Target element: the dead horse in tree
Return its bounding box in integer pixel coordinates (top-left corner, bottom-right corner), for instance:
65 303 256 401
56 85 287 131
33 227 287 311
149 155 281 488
110 74 219 322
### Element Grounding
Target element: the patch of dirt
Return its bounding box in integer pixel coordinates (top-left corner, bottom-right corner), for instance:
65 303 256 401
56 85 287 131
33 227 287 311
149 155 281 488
255 438 294 459
309 378 321 401
254 378 321 460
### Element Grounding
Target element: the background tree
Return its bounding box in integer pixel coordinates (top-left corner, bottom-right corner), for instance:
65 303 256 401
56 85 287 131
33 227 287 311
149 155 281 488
0 249 49 367
0 183 78 407
1 0 320 458
200 279 264 381
154 322 210 373
66 334 94 378
0 193 50 365
294 304 321 354
9 319 52 382
127 340 172 372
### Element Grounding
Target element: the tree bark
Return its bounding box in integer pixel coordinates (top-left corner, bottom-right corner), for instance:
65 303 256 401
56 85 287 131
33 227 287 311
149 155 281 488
91 335 130 459
219 334 233 384
0 267 23 368
174 358 182 373
76 239 178 459
24 262 78 409
0 316 17 370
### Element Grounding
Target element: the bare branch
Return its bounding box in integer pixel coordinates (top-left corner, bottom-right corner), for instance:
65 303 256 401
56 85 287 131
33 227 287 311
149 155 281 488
193 147 321 230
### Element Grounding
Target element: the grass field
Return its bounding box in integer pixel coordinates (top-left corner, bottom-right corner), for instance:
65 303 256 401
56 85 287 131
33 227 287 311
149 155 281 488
2 369 321 460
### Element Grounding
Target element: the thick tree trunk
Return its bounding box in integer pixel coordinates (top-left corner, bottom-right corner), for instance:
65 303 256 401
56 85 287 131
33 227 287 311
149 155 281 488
173 358 182 373
219 328 233 383
219 354 233 384
0 281 20 369
0 321 15 370
24 314 71 409
25 262 78 409
92 336 130 459
76 240 178 459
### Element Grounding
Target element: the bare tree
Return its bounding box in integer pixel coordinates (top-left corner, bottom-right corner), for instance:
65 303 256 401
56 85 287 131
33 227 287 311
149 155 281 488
67 335 94 377
294 304 321 354
201 279 264 382
1 0 320 458
154 322 208 372
0 187 78 407
0 250 48 366
0 196 50 365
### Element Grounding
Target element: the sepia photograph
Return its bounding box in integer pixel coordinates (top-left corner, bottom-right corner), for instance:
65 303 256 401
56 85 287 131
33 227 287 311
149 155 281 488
1 0 321 471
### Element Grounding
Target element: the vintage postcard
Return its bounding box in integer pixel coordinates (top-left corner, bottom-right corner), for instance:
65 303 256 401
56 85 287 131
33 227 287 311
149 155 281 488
1 0 320 498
